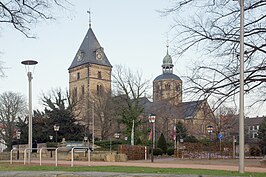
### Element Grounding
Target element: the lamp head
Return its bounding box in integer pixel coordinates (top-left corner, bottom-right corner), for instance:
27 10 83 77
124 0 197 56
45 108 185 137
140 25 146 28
54 125 60 131
16 130 21 139
148 113 156 123
21 60 38 65
21 60 38 73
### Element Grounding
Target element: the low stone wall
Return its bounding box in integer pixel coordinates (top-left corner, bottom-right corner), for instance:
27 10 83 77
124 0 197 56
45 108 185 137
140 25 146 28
3 148 128 162
0 152 10 160
104 153 127 162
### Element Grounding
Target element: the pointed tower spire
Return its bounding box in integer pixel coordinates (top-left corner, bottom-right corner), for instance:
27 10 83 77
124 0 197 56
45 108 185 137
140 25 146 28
162 44 174 74
87 9 92 28
166 37 169 54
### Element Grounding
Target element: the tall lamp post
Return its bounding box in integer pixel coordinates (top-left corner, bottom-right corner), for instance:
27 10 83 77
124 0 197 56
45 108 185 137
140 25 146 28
21 59 38 163
49 135 53 158
207 125 213 159
84 136 88 157
16 130 21 160
233 0 245 173
54 125 60 145
238 0 245 173
148 114 156 163
92 100 95 150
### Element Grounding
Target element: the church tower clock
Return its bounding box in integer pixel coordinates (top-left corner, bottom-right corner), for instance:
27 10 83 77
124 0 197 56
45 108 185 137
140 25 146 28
68 23 112 126
153 46 182 106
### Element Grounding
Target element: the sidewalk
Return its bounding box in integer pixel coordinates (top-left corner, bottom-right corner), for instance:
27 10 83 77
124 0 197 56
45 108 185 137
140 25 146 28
8 158 266 173
0 171 232 177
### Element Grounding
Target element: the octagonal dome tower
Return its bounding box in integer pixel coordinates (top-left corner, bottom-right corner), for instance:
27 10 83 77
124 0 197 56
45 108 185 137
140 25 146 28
153 46 182 106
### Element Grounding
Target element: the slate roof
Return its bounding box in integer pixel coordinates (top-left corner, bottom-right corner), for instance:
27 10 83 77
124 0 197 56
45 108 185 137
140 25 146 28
153 73 181 81
143 99 205 120
68 28 112 70
176 100 205 119
245 116 265 126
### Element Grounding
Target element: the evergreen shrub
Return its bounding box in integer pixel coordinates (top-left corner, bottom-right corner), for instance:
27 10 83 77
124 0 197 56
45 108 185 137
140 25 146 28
166 147 175 156
157 133 167 153
153 148 163 156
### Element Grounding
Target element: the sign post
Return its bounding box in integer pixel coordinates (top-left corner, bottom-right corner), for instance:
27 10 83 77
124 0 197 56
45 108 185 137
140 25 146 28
218 133 223 152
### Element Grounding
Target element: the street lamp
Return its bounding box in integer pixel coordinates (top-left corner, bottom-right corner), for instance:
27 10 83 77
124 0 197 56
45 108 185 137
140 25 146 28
233 136 237 159
207 125 213 139
207 125 213 159
238 0 245 173
84 136 88 147
114 132 120 139
21 59 38 163
84 136 88 157
53 125 60 144
49 135 53 158
16 130 21 160
148 113 156 163
233 0 245 173
49 135 53 142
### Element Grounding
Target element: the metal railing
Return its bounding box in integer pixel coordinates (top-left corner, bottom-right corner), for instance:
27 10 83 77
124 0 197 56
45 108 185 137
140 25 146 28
55 147 70 167
23 148 38 164
70 147 91 167
10 149 16 164
11 147 91 167
39 147 56 166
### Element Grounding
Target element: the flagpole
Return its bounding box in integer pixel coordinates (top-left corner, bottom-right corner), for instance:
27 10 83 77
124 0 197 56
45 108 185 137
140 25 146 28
131 120 134 145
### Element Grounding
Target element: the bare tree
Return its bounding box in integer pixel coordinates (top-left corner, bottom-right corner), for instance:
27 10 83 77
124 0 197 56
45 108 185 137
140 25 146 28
112 65 151 138
0 91 26 150
0 0 71 37
214 105 238 140
89 91 115 140
164 0 266 110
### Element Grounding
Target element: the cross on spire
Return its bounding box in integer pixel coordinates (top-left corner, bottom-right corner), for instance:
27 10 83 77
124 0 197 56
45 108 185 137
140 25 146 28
166 36 169 54
87 9 92 28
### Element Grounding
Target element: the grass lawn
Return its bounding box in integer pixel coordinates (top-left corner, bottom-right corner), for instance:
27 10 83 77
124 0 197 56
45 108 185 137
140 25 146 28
0 162 265 177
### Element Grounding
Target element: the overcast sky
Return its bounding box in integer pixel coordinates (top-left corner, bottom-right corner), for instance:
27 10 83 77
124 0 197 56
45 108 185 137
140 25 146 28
0 0 264 117
0 0 185 111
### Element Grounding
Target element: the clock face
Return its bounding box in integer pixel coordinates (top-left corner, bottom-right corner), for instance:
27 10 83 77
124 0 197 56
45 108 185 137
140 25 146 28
96 52 102 59
96 49 103 60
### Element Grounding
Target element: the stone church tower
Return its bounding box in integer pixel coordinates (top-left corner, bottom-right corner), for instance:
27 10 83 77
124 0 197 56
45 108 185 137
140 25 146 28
153 46 182 106
68 25 112 125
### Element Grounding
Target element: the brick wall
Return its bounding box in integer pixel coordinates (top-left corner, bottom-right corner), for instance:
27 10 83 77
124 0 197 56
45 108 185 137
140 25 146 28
118 145 146 160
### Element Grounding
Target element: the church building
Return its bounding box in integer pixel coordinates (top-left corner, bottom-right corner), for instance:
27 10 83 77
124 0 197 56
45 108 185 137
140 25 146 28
68 23 112 138
68 20 214 141
144 46 215 141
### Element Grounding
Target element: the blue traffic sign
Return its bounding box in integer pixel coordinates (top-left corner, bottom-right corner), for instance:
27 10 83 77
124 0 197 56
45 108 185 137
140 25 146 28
218 133 223 139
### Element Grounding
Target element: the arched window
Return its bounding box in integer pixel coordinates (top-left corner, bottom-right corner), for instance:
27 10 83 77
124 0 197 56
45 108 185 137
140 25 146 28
97 84 103 95
98 71 102 79
81 85 85 95
165 83 171 90
176 84 181 92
